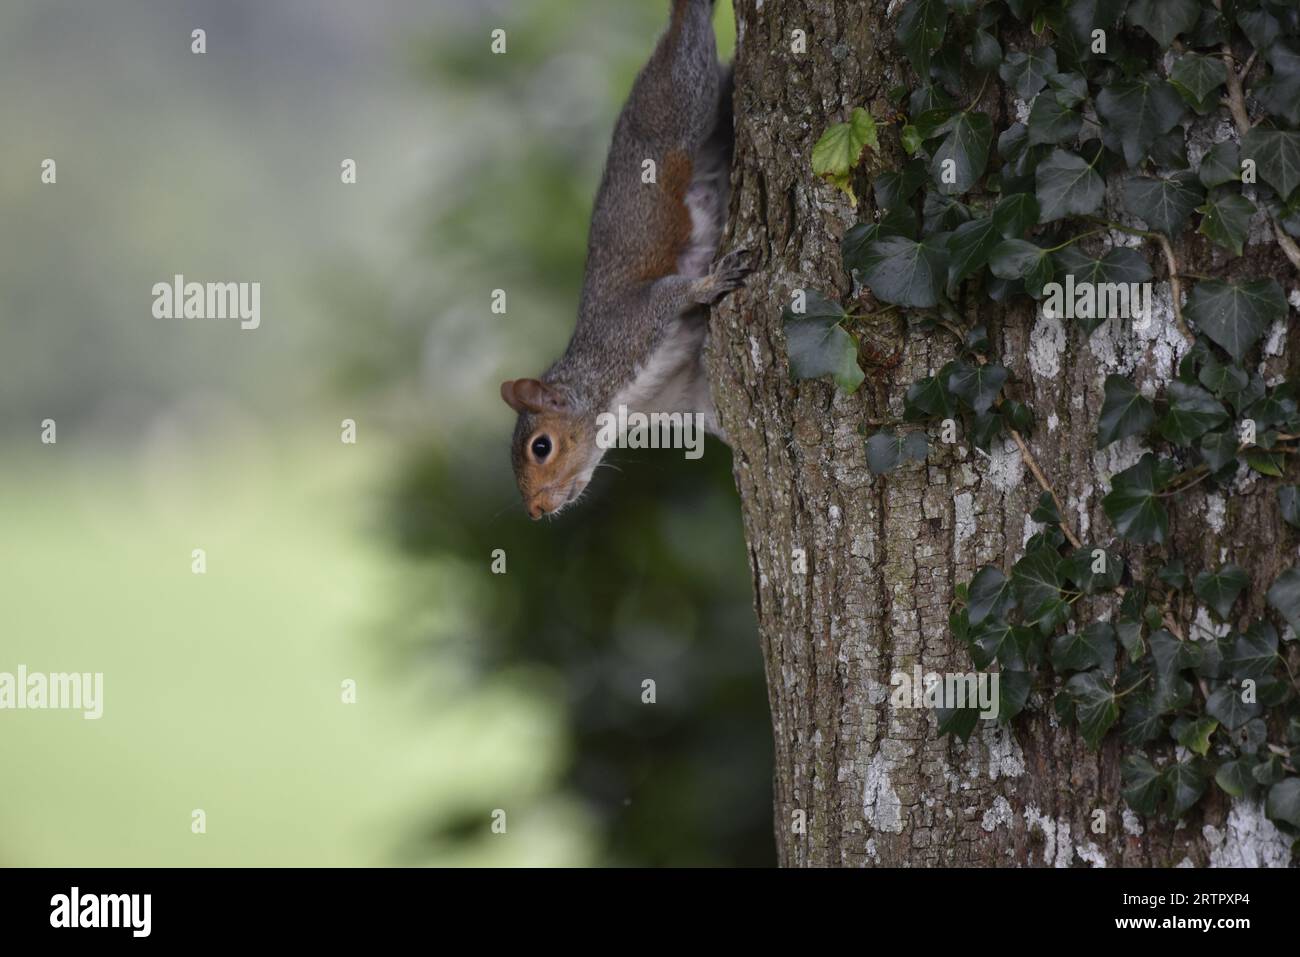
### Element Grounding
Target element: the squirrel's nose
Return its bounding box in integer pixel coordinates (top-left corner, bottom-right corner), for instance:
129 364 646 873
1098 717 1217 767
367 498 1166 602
528 501 547 520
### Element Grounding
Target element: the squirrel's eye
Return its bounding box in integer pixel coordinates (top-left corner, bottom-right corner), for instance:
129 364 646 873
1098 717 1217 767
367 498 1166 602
530 435 552 460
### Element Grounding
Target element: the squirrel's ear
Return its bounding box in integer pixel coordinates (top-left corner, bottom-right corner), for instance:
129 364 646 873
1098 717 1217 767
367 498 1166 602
501 378 567 414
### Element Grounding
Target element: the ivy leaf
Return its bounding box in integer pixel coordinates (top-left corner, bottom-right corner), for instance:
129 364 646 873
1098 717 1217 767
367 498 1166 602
1122 173 1204 236
811 107 879 204
782 293 864 392
999 47 1058 100
1067 670 1119 749
1196 191 1255 258
1164 759 1207 817
1206 682 1261 731
1097 374 1156 448
1169 53 1227 113
1122 753 1163 814
1238 8 1281 54
1062 546 1125 594
968 566 1015 625
946 217 1002 285
972 29 1002 74
1102 453 1170 544
936 705 979 742
989 239 1054 296
1175 717 1218 757
946 361 1007 414
1256 43 1300 128
1193 564 1249 620
1030 490 1060 525
1266 567 1300 634
903 375 955 421
1095 76 1186 169
998 671 1032 723
1035 148 1105 222
1198 143 1241 190
1266 778 1300 829
865 430 928 475
1229 621 1279 681
931 111 993 196
1026 92 1082 147
1279 485 1300 529
897 0 948 74
1050 622 1117 674
1241 128 1300 203
1199 430 1239 472
1126 0 1200 47
1215 758 1256 799
857 235 949 308
1159 381 1229 446
1012 547 1068 630
1184 279 1287 362
992 192 1039 237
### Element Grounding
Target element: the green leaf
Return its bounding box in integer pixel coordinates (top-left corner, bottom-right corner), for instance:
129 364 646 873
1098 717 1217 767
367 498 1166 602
1126 0 1199 47
782 293 865 392
992 192 1039 237
1215 758 1256 799
1097 374 1155 448
865 430 928 475
1062 546 1125 594
1096 76 1187 168
1205 682 1261 731
1266 567 1300 634
1027 92 1082 147
903 375 955 421
1184 279 1287 362
1170 53 1227 112
1279 485 1300 528
1175 717 1218 757
936 705 979 742
931 111 992 195
946 217 1002 285
1242 128 1300 202
998 671 1032 723
1266 778 1300 828
1196 191 1255 258
989 239 1054 296
1122 172 1204 236
1102 453 1170 544
812 107 879 203
1012 547 1068 630
1122 753 1162 814
1035 149 1105 222
946 361 1007 414
1159 381 1229 446
897 0 948 73
1199 430 1239 472
1050 622 1117 673
1067 670 1119 749
1257 43 1300 128
856 235 949 308
968 566 1015 625
1193 564 1249 621
999 47 1058 100
1229 621 1279 681
971 29 1002 73
1198 143 1241 190
1164 759 1207 817
1030 490 1060 525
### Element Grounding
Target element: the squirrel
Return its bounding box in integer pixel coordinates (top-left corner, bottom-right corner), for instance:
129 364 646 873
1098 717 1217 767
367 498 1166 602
499 0 752 520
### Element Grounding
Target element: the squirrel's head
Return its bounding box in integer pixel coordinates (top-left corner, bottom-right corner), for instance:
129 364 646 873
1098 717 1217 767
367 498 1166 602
501 378 602 520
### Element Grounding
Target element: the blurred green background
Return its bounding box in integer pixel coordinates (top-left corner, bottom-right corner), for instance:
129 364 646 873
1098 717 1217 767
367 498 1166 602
0 0 773 866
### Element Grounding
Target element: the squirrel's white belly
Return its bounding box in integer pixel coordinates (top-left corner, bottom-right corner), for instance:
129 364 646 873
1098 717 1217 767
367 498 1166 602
608 318 722 439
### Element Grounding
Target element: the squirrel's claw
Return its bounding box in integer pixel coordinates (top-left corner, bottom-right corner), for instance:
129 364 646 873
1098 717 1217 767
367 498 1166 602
697 248 755 303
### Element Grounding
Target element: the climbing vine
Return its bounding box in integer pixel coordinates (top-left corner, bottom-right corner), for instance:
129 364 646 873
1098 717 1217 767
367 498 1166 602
787 0 1300 836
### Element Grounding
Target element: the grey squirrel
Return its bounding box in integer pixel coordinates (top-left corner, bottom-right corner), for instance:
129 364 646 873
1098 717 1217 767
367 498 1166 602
500 0 751 520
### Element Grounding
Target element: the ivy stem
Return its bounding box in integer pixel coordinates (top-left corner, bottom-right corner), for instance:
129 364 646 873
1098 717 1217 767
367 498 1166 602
1215 10 1300 275
1085 218 1195 345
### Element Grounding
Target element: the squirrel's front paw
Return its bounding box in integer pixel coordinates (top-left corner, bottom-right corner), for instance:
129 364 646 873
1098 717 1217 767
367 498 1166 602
696 248 755 303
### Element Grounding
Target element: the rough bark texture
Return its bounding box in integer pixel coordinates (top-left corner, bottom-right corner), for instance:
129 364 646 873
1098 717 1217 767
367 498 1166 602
709 0 1298 867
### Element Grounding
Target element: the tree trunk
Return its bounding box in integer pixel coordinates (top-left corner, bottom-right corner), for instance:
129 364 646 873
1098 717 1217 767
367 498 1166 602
710 0 1297 867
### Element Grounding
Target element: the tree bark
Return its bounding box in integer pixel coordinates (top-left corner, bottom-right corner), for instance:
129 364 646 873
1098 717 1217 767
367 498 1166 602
710 0 1297 867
